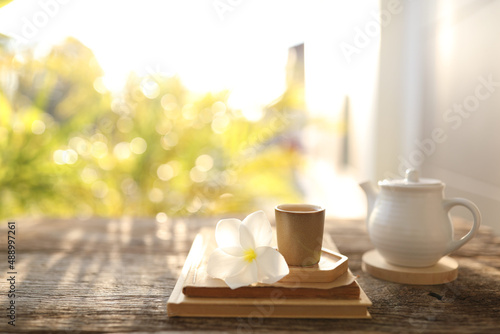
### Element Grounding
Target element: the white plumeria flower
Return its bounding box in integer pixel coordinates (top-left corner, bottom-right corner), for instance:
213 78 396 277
207 210 289 289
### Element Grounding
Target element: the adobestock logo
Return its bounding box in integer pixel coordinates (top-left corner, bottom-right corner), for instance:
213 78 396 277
212 0 243 21
339 0 403 64
396 74 499 177
8 0 71 45
442 75 499 130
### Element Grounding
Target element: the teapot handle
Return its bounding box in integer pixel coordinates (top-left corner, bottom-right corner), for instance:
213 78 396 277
442 198 481 256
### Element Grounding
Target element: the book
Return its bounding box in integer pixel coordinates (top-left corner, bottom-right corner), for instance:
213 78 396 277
167 228 372 319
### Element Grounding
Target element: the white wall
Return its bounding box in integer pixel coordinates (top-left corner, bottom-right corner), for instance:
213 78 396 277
421 0 500 234
376 0 500 234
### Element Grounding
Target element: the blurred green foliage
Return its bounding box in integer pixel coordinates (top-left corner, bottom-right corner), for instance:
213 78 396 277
0 1 13 9
0 37 304 219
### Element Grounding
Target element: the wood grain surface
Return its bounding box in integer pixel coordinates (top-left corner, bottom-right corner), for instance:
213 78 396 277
0 216 499 333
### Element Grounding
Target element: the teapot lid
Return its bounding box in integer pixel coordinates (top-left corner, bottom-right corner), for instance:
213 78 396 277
379 169 443 188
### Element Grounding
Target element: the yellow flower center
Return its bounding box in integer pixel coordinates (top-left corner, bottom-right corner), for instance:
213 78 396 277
243 249 257 263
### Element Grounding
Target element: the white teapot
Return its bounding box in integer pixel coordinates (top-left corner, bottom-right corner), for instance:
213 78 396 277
359 169 481 267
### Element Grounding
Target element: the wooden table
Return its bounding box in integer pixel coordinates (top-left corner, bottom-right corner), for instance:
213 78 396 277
1 216 499 333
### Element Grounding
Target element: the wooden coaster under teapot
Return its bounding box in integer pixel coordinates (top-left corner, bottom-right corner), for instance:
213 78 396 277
361 249 458 285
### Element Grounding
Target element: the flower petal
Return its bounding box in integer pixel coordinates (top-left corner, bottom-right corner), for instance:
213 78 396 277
255 246 290 284
220 246 244 257
242 210 273 248
239 223 255 250
206 248 246 279
215 218 241 249
224 261 258 289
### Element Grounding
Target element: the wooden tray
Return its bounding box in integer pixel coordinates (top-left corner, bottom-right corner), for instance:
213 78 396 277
281 248 348 283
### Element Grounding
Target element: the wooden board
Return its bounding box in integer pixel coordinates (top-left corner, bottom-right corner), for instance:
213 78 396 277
182 229 357 299
167 230 372 319
362 249 459 285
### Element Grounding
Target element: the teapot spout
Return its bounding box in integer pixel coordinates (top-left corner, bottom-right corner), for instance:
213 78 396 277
359 181 379 226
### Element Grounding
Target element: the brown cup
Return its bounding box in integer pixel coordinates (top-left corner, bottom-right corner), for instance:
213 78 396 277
275 204 325 266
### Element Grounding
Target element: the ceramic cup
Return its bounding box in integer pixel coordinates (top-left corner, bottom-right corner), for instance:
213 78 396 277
275 204 325 266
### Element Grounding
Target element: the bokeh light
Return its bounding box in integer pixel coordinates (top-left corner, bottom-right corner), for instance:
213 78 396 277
157 164 175 181
211 113 230 134
31 120 45 134
195 154 214 172
148 188 164 203
53 149 78 165
156 212 168 223
91 141 108 159
190 166 207 183
160 133 179 150
69 137 91 157
81 167 99 184
187 196 203 213
113 142 131 160
130 137 147 154
140 78 160 99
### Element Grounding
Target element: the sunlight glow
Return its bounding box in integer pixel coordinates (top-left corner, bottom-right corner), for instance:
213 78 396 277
0 0 299 109
437 0 454 63
0 0 372 220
